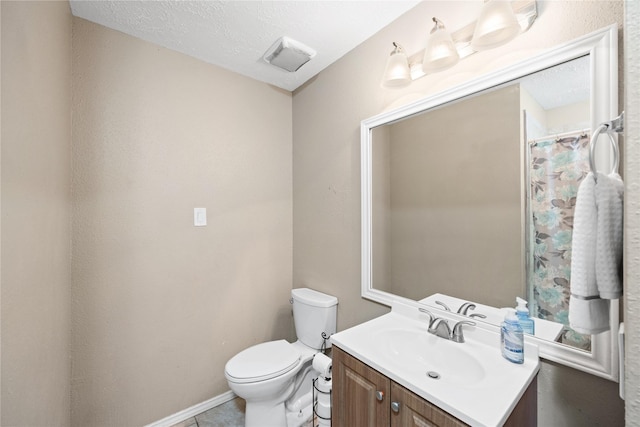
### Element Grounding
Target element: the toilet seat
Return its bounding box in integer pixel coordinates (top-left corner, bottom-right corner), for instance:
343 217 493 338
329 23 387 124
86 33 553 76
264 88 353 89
225 340 301 384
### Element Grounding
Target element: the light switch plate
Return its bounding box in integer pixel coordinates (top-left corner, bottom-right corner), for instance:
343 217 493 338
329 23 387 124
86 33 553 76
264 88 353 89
194 208 207 226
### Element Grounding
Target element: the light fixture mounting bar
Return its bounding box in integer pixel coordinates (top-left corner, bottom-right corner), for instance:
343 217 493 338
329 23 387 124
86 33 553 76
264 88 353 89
407 0 537 81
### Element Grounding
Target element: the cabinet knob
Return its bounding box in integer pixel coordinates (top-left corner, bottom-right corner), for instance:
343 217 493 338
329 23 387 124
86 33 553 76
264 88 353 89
391 401 400 413
376 391 384 401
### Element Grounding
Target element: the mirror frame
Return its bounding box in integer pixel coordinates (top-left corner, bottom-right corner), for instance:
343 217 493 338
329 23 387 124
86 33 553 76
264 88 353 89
361 25 619 381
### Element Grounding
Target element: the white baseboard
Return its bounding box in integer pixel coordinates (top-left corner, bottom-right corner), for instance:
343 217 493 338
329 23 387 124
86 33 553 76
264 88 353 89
145 390 237 427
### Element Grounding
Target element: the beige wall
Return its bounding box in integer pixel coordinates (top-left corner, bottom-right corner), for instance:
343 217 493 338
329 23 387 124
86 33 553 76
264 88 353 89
293 1 625 425
1 2 72 426
546 101 590 134
381 86 522 307
71 18 293 426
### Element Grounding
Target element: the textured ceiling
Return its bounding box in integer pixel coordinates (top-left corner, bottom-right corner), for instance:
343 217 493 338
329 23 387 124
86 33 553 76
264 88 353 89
520 55 590 110
69 0 421 92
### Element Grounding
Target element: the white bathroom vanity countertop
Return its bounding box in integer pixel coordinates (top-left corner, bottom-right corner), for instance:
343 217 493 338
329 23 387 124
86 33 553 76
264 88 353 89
331 299 540 427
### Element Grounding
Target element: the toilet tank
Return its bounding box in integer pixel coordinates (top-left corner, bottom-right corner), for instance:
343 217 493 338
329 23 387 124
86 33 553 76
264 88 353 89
291 288 338 350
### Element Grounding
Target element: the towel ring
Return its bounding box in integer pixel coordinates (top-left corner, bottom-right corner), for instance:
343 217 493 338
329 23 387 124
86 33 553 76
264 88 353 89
589 123 619 180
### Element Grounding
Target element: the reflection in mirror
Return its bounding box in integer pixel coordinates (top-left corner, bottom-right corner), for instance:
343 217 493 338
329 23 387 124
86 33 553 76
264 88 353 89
371 56 591 351
523 59 593 351
372 83 523 307
362 25 619 380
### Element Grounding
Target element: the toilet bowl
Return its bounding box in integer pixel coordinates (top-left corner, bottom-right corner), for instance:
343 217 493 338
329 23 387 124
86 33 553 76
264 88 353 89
224 288 338 427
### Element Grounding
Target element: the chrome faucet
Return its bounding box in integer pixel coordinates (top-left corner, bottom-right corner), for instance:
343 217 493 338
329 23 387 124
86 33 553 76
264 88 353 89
427 318 476 343
435 300 451 311
457 302 487 319
419 307 476 343
429 318 452 339
457 302 476 315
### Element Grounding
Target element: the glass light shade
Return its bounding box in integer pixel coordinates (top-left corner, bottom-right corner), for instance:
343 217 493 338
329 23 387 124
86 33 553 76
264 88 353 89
422 19 460 74
471 0 521 51
381 44 411 88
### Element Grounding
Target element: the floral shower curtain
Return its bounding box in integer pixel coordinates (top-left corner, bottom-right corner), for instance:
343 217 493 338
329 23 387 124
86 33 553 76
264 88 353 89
527 131 592 350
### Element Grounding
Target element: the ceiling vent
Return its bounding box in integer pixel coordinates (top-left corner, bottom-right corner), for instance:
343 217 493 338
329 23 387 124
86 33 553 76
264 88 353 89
263 36 316 72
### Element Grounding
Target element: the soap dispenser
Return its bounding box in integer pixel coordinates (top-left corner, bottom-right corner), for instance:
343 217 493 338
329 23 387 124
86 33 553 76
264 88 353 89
515 297 535 335
501 308 524 364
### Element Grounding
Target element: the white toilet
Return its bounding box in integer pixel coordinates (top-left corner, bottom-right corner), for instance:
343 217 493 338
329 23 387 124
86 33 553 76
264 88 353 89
224 288 338 427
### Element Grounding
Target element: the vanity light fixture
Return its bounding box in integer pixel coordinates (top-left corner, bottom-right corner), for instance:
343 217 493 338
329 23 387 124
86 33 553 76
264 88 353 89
422 18 459 74
381 42 412 88
471 0 521 51
381 0 537 88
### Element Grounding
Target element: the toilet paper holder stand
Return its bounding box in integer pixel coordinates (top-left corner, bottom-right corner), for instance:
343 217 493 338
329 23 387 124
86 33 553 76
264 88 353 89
313 376 332 426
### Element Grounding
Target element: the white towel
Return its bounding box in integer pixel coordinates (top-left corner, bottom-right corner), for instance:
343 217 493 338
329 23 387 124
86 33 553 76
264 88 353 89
569 172 607 333
569 172 623 334
595 172 624 298
569 296 610 335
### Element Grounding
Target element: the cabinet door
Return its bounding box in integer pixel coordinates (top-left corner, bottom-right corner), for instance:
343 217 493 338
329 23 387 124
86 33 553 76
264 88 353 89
333 346 390 427
503 376 537 426
390 382 468 427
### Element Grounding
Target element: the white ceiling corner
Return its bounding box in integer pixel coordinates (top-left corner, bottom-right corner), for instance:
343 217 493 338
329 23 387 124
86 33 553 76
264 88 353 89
520 55 590 110
69 0 422 92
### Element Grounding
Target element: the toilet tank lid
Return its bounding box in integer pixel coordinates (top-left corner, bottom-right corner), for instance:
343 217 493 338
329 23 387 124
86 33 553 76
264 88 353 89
291 288 338 308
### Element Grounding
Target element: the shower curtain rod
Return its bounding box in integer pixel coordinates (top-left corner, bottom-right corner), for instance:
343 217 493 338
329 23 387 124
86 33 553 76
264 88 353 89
528 128 590 145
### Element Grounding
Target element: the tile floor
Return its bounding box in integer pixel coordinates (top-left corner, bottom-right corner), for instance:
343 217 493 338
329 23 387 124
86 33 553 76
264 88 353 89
170 398 245 427
170 397 315 427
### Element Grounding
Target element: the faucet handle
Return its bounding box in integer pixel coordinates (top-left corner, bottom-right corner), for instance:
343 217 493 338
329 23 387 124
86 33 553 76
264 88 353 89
451 320 476 343
469 313 487 319
418 307 436 326
435 300 451 311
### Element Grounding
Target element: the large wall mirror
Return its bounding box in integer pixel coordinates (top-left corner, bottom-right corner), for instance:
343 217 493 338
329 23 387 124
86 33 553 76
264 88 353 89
361 26 619 380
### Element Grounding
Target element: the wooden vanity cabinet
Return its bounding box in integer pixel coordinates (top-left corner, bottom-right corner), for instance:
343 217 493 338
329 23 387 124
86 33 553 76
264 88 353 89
332 345 390 426
332 346 536 427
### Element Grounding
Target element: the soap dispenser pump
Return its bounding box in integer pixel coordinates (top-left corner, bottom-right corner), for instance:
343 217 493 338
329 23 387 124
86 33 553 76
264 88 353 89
515 297 535 335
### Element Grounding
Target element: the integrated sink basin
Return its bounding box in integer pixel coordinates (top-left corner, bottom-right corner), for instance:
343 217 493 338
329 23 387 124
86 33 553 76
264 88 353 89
331 299 540 426
374 327 486 385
